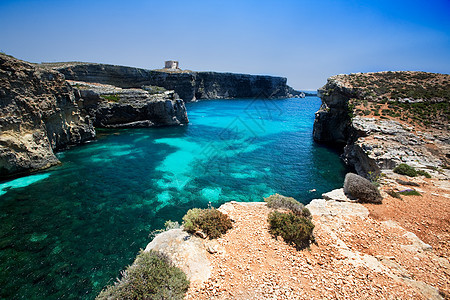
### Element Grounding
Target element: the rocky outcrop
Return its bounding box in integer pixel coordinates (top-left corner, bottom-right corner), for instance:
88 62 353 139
71 81 188 128
0 54 95 178
145 228 212 284
343 117 448 176
42 62 290 102
313 72 450 178
0 55 191 179
313 78 356 144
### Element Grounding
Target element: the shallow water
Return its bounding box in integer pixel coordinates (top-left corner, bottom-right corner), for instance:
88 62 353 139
0 97 348 299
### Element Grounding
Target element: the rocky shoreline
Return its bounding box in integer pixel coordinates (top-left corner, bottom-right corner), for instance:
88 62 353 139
0 54 191 179
1 54 296 179
69 80 188 128
0 54 95 178
313 71 449 178
133 71 450 299
2 53 449 298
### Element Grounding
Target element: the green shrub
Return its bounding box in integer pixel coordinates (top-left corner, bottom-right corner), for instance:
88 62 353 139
393 164 431 178
101 94 120 102
347 103 356 119
182 208 232 239
396 179 420 187
398 189 422 196
343 173 382 204
416 169 431 178
393 163 417 177
268 211 314 249
97 250 189 300
387 190 402 199
264 194 311 218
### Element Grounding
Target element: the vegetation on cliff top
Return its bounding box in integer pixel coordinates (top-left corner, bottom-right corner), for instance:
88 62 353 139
182 208 233 239
97 250 189 300
343 173 382 204
393 163 431 178
341 71 450 101
268 211 315 250
265 194 314 249
264 194 311 219
335 71 450 128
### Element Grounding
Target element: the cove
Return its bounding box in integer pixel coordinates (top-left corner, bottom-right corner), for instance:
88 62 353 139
0 97 348 299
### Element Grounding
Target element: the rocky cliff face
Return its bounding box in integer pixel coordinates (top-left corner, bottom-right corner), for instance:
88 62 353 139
1 55 190 179
0 54 95 178
314 72 450 177
71 81 188 128
313 78 357 144
43 63 290 102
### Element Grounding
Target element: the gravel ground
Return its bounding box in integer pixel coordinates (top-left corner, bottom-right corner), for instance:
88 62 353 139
185 194 449 299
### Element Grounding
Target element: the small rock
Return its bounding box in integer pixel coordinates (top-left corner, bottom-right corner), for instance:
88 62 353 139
195 231 207 239
207 245 218 254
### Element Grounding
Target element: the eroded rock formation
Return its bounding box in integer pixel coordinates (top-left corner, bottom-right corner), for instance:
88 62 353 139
313 71 450 177
0 55 190 179
71 81 188 128
0 54 95 178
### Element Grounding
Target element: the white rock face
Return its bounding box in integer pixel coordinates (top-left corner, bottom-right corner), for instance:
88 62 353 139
307 191 444 300
306 198 369 218
145 229 211 284
322 188 356 202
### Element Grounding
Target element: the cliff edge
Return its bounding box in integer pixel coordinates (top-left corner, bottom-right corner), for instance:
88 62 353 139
41 62 291 102
0 55 189 179
0 53 95 178
313 71 449 177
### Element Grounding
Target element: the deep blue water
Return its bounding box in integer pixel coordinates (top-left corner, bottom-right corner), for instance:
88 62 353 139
0 97 348 299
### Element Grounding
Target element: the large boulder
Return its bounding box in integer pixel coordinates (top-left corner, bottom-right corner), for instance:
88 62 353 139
343 173 382 204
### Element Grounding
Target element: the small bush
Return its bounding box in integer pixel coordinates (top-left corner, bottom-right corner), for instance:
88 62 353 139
264 194 311 218
182 208 232 239
268 211 314 249
396 179 420 187
387 190 402 199
101 94 120 102
398 189 422 196
393 163 417 177
416 169 431 178
343 173 382 204
97 250 189 300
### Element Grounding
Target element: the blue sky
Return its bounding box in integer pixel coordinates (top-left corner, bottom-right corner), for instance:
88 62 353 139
1 0 449 90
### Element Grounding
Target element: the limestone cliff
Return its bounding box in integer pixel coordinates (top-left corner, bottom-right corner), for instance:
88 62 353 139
70 81 188 128
0 55 190 179
42 62 290 102
314 71 450 177
0 54 95 178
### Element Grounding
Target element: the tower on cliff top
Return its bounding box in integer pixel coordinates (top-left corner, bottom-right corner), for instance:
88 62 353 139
164 60 179 69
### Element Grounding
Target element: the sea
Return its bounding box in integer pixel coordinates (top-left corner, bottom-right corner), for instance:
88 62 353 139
0 97 348 299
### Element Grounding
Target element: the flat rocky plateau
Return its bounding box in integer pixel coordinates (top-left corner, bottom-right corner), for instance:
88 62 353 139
182 174 449 299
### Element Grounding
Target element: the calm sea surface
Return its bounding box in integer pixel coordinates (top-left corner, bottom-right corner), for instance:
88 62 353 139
0 97 348 299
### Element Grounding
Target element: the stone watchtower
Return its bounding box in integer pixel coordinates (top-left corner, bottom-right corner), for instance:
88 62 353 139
164 60 179 69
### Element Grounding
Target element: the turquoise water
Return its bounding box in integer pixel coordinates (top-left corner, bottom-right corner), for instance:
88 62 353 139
0 97 348 299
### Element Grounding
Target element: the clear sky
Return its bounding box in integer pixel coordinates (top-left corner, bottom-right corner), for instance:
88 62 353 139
1 0 449 90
